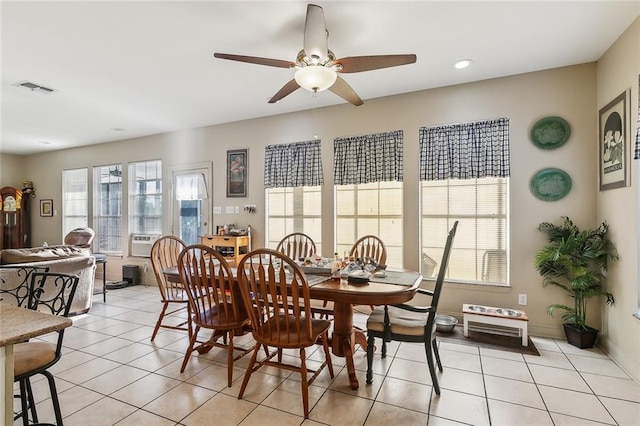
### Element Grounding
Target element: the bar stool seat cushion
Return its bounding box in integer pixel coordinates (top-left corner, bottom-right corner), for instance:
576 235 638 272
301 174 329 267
13 342 57 377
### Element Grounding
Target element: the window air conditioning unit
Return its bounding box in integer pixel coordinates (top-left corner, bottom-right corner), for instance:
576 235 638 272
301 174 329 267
130 234 160 257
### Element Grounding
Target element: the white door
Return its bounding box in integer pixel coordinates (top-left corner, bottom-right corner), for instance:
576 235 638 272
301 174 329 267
171 166 211 245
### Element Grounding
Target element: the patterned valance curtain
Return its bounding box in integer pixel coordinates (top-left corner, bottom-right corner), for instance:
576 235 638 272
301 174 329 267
264 140 324 188
419 118 510 181
333 130 403 185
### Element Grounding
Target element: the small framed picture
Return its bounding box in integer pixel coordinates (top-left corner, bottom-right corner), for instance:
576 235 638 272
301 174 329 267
227 149 248 197
40 199 53 217
599 90 629 191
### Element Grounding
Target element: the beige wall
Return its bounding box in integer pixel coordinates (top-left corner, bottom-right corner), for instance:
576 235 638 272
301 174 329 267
0 153 25 188
596 16 640 382
18 63 600 341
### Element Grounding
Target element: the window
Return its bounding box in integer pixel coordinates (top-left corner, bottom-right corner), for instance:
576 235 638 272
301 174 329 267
266 186 322 252
62 168 88 237
334 130 404 267
419 118 510 285
93 164 122 253
129 160 162 235
421 177 508 284
335 181 403 267
264 140 324 253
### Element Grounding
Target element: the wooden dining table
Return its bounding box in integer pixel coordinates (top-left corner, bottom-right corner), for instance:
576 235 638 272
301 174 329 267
163 266 421 389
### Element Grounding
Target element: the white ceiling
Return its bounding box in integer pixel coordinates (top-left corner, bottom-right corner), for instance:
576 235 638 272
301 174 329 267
2 1 639 155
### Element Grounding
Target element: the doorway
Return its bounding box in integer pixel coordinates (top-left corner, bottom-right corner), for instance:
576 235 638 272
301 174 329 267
171 164 211 245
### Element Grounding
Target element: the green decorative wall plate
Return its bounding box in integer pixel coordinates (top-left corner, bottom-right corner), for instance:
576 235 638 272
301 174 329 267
530 116 571 150
530 168 572 202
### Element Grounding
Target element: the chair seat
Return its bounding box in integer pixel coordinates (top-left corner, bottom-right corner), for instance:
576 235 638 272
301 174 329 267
261 316 332 348
194 305 248 329
367 306 429 336
14 341 57 377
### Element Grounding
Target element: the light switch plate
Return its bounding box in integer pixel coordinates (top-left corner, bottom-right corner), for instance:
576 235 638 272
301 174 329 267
213 206 222 214
225 206 234 214
234 206 240 213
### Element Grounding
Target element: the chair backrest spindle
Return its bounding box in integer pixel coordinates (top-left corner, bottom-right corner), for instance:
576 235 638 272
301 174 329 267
276 233 317 260
350 235 387 265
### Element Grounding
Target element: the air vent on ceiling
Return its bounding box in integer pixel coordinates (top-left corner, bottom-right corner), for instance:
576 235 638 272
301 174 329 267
13 80 56 94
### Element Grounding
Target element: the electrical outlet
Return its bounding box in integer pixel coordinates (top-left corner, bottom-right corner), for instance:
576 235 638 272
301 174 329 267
518 294 527 305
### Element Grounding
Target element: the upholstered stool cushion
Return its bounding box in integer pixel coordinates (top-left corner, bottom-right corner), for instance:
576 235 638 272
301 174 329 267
13 341 57 377
367 306 429 336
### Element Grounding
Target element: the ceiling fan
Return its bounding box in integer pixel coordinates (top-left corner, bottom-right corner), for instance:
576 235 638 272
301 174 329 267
214 4 417 106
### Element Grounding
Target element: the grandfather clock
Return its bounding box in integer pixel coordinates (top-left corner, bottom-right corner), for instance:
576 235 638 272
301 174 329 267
1 186 31 249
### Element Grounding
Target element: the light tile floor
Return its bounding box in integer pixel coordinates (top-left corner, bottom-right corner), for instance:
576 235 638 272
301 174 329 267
15 285 640 425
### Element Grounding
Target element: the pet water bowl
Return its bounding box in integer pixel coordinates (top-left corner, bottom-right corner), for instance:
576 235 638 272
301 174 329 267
435 314 458 333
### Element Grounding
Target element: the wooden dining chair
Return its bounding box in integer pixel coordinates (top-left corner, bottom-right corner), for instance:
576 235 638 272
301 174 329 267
177 244 253 385
236 248 334 418
13 272 79 425
365 221 458 394
275 232 332 318
150 235 191 341
350 235 387 313
350 235 387 266
275 232 317 260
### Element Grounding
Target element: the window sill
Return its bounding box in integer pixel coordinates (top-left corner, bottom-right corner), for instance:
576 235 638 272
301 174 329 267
633 312 640 321
421 278 511 292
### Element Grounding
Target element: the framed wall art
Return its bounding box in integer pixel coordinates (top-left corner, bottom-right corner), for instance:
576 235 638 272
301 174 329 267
40 199 53 217
599 91 629 191
226 149 247 197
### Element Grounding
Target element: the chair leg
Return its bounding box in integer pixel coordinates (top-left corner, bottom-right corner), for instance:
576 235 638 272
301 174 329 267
227 331 234 387
425 340 440 395
432 338 443 372
42 370 63 425
25 378 39 423
180 325 201 373
299 347 309 419
321 332 334 378
366 334 375 385
186 304 193 339
238 342 261 400
19 379 29 425
151 302 169 341
381 339 387 359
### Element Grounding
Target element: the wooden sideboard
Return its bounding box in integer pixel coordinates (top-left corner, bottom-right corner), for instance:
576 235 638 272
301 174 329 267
199 235 250 266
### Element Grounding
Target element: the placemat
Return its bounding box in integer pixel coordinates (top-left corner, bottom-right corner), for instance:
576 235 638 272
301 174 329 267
368 270 421 286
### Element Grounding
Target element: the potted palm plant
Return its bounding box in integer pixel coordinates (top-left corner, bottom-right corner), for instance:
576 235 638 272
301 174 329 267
534 216 617 348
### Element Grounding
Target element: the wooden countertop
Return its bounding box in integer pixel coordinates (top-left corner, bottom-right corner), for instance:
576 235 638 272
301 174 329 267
0 304 72 346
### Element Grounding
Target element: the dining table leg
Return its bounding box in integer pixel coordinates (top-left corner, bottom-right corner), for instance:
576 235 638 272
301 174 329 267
331 302 359 390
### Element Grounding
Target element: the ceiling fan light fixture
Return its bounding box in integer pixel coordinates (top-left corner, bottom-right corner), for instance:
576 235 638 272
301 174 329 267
295 65 337 92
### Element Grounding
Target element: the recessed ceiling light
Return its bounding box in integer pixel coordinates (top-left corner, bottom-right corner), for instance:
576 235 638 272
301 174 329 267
38 140 51 145
454 59 473 69
111 127 125 132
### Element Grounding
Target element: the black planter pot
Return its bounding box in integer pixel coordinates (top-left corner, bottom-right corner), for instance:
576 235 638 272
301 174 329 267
563 323 599 349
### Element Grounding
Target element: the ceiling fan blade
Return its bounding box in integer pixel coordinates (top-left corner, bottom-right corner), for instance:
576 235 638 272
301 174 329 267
214 53 295 69
268 79 301 104
329 76 363 106
336 54 417 73
303 4 328 62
